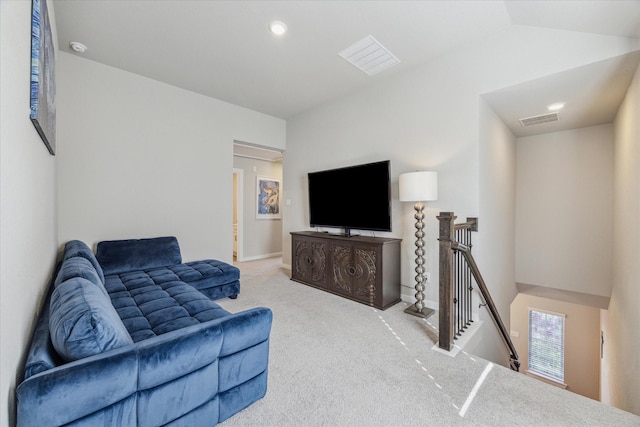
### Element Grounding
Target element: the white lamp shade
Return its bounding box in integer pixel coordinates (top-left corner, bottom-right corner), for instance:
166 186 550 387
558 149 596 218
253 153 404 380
399 171 438 202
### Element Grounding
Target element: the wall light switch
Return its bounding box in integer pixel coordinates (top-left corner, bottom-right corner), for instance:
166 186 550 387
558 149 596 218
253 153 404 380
510 330 520 338
286 199 291 206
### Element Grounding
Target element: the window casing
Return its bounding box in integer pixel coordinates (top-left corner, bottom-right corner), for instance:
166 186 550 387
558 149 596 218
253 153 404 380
528 308 565 383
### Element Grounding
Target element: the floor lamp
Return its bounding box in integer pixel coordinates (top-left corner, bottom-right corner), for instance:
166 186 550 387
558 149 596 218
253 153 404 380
399 171 438 319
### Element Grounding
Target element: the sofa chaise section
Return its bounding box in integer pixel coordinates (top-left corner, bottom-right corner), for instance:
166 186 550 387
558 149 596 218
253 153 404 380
96 236 241 300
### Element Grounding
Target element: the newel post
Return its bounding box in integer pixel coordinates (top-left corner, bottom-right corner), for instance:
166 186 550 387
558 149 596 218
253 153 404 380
437 212 456 351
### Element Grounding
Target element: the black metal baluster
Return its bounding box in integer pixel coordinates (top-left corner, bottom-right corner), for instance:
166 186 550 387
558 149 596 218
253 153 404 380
463 228 467 328
467 228 472 326
456 229 462 337
454 229 458 338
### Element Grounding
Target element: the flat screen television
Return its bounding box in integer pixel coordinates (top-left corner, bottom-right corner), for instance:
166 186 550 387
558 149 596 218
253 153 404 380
308 160 391 236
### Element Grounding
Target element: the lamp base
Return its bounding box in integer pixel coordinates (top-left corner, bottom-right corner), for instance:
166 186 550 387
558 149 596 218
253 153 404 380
404 305 435 319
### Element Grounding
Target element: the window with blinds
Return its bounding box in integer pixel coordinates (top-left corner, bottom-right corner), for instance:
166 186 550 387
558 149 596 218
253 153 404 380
528 308 565 383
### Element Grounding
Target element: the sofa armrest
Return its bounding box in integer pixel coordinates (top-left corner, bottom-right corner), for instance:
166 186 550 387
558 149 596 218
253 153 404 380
17 320 224 426
16 348 139 427
219 307 273 357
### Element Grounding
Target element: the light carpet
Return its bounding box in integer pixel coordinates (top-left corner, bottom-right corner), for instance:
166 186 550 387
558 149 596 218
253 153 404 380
217 258 639 426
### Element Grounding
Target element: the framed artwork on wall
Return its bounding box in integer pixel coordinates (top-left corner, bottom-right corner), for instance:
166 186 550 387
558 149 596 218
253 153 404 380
30 0 56 155
256 176 281 219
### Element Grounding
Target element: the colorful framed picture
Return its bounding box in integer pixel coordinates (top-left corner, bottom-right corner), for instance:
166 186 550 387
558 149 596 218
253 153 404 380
30 0 56 155
256 177 281 219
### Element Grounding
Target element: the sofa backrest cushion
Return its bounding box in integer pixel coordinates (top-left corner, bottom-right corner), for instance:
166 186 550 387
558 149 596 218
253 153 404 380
23 289 62 379
63 240 105 284
54 257 108 297
96 236 182 276
50 277 133 362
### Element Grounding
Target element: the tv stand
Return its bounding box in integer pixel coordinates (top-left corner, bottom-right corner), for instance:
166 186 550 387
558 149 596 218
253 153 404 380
290 231 402 310
343 228 356 237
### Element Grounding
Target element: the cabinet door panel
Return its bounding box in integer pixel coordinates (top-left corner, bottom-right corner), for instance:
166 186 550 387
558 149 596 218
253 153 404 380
293 238 327 288
331 244 353 296
331 244 378 303
352 247 377 306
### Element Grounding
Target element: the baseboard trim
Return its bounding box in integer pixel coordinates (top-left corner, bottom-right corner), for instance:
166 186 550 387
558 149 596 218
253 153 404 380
401 290 438 311
238 252 282 262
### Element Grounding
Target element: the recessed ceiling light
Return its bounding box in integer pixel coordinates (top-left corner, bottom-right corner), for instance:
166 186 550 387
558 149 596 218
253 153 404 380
269 21 287 36
69 41 87 53
547 102 566 111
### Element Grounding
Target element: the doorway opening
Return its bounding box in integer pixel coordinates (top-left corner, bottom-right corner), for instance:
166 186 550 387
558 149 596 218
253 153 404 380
233 141 284 263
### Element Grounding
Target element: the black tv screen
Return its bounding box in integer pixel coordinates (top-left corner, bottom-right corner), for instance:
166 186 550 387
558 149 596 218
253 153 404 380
308 160 391 235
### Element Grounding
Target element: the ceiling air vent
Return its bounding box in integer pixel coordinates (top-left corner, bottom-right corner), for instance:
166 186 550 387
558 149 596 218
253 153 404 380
519 112 559 127
339 35 400 76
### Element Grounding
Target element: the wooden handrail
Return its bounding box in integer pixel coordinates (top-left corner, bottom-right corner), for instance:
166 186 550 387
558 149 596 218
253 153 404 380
437 212 520 372
452 242 520 371
454 220 478 231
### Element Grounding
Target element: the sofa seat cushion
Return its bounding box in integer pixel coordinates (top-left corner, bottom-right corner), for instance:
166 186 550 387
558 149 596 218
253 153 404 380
104 271 231 342
106 261 240 301
50 278 133 362
168 260 239 287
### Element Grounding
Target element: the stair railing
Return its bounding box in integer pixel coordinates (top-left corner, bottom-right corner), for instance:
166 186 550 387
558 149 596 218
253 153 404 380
437 213 477 350
437 212 520 371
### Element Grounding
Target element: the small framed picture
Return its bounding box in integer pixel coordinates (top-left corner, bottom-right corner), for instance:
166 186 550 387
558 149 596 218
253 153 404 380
256 176 281 219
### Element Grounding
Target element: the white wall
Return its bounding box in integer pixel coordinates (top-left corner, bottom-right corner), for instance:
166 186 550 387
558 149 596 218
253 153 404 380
477 99 517 364
233 156 283 260
57 53 285 263
603 62 640 415
0 2 59 426
510 294 601 401
515 125 614 297
283 26 638 366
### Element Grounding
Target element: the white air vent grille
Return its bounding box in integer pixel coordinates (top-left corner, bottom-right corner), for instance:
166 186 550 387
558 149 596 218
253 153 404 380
339 35 400 76
519 112 559 127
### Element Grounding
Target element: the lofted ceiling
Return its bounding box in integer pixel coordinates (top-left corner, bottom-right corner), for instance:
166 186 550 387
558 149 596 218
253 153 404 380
54 0 640 134
483 51 640 138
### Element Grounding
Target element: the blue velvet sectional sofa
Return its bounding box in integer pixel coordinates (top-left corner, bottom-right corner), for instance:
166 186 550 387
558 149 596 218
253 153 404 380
16 237 272 426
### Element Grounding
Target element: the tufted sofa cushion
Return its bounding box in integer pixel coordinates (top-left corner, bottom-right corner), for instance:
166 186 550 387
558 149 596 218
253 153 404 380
49 278 133 362
173 260 239 283
105 271 231 343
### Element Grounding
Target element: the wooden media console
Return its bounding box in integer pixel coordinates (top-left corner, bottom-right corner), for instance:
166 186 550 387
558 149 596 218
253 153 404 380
290 231 402 310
